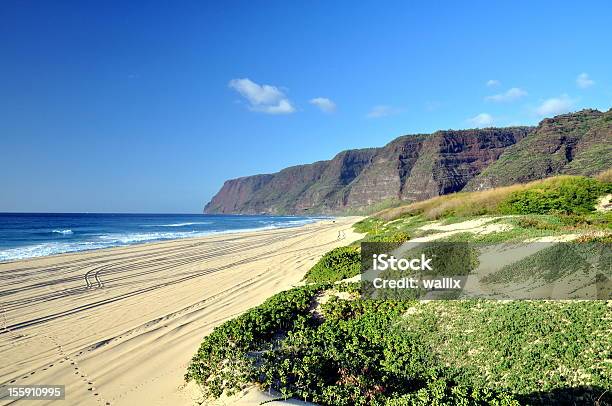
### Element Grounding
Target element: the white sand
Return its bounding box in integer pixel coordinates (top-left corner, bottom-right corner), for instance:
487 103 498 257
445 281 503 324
413 217 512 242
596 193 612 212
0 217 363 405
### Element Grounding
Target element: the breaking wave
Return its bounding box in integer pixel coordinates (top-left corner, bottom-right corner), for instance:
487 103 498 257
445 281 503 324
52 229 73 235
0 215 329 262
147 222 213 227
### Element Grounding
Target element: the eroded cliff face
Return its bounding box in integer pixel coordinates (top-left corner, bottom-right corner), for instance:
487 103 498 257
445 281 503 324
204 110 612 215
465 109 612 191
204 149 378 214
204 128 531 214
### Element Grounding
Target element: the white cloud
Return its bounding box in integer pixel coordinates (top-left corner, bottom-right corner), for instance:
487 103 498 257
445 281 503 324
228 78 295 114
467 113 494 127
309 97 336 113
576 73 594 89
485 87 528 103
534 94 575 116
486 79 501 87
366 105 402 118
261 99 295 114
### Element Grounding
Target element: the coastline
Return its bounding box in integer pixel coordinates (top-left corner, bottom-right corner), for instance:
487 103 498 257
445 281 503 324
0 217 364 405
0 215 332 264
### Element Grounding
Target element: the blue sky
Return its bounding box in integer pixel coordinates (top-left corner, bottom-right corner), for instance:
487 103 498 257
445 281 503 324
1 1 611 213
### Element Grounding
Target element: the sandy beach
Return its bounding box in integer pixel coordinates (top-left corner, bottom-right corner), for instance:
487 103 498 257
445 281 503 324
0 217 363 405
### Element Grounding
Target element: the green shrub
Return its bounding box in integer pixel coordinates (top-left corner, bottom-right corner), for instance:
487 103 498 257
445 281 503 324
557 212 612 230
384 379 520 405
500 176 610 215
185 285 322 398
304 246 361 283
516 216 560 230
354 217 386 234
365 231 410 243
258 299 420 405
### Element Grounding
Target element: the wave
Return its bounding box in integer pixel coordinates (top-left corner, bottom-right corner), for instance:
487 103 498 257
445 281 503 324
98 231 201 244
0 241 107 262
271 219 318 227
52 229 73 235
146 222 213 227
0 216 329 262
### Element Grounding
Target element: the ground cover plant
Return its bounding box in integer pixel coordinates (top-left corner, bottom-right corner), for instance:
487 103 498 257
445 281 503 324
186 283 611 405
303 246 362 283
186 171 611 405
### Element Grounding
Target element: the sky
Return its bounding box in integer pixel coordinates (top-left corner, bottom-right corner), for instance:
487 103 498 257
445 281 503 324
1 1 611 213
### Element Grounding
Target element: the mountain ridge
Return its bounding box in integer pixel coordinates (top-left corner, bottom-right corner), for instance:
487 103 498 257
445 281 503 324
204 109 611 215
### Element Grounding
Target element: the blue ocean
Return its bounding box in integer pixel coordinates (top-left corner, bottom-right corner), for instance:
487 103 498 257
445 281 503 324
0 213 327 262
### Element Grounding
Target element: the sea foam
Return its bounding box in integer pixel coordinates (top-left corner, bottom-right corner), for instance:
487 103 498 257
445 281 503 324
149 222 213 227
0 241 106 262
0 215 326 263
52 229 74 235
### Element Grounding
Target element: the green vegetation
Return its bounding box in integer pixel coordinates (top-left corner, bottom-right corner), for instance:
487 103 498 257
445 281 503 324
355 174 612 245
483 242 596 284
185 285 322 398
499 176 611 215
375 175 611 222
304 246 362 283
186 284 611 405
354 216 387 234
342 198 404 216
355 215 428 238
364 231 410 243
187 172 611 405
390 300 611 403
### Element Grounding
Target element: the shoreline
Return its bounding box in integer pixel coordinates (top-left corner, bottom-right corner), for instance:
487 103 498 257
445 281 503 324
0 216 364 405
0 216 336 265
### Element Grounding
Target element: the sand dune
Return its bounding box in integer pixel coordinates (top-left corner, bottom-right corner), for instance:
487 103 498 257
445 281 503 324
0 218 363 405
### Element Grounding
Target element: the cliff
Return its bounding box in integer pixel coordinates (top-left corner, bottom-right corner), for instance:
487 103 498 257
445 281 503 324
465 109 612 190
204 109 612 215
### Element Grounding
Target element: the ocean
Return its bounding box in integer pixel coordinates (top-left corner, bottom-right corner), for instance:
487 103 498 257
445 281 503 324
0 213 327 262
